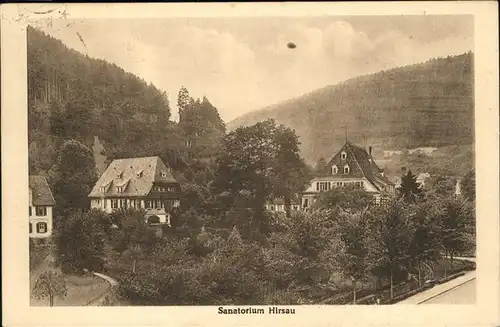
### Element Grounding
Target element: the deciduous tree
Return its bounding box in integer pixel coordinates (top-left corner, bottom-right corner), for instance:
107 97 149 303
32 271 68 306
368 199 413 300
336 209 370 304
49 139 98 219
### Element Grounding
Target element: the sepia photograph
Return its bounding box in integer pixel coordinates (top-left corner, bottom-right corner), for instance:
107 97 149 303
1 2 499 327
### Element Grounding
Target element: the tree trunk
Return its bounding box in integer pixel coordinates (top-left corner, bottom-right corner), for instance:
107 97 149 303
353 279 357 305
390 269 394 300
418 263 422 287
49 291 54 307
284 195 291 219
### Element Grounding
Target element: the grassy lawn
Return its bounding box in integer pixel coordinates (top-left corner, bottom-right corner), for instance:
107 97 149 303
30 241 111 306
31 272 110 306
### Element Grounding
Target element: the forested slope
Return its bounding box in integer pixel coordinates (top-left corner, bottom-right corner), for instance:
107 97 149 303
28 26 224 178
228 53 474 164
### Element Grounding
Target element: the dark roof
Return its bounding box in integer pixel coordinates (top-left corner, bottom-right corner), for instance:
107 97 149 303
325 141 393 191
29 175 56 206
88 156 179 198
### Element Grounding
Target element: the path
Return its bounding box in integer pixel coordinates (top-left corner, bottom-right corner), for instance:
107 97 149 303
421 278 476 304
397 257 476 305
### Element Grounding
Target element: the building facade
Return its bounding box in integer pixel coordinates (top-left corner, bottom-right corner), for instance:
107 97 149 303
265 198 301 213
29 175 56 238
302 141 395 208
88 156 181 226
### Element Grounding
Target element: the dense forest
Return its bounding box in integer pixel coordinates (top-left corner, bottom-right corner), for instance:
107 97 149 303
228 53 474 164
27 26 225 181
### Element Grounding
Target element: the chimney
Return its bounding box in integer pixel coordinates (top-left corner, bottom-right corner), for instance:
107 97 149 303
369 146 373 157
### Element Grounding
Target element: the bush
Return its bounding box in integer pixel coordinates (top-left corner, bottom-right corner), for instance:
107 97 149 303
55 209 107 274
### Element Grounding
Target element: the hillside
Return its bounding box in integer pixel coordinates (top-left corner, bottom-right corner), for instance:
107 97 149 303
228 53 474 164
28 26 224 177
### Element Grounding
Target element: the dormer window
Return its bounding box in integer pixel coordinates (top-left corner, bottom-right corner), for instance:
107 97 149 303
344 164 350 174
332 165 338 174
341 151 347 160
117 171 123 179
136 170 143 178
100 183 111 193
160 171 168 178
117 186 124 193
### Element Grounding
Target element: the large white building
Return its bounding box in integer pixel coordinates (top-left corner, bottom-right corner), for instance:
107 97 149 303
301 141 395 208
88 156 181 226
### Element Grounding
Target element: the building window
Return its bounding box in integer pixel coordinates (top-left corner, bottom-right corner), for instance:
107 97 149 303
270 205 275 211
344 165 350 174
104 199 107 209
168 187 175 192
29 206 32 216
155 200 161 209
117 171 123 178
332 165 338 174
136 170 143 178
29 223 32 234
120 199 127 208
111 199 118 209
355 181 363 187
117 186 124 193
341 151 347 160
36 206 47 216
145 200 152 209
303 198 309 208
36 222 47 233
317 182 330 191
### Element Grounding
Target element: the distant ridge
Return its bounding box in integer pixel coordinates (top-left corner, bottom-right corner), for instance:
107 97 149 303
227 52 474 164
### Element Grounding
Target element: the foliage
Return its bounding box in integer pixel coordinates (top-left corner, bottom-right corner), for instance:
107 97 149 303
438 196 474 264
55 209 107 274
48 139 98 219
367 198 414 298
425 175 457 201
398 169 422 203
408 201 442 284
213 119 308 238
461 169 475 201
107 208 159 272
312 184 373 212
336 209 370 303
32 271 68 306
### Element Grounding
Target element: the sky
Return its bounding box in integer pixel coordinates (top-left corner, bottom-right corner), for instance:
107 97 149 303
33 15 473 122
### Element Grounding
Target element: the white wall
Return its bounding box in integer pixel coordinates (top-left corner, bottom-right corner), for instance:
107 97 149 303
29 206 53 238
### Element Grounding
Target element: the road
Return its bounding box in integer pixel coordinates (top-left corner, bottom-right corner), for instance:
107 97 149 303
420 278 476 304
397 256 476 305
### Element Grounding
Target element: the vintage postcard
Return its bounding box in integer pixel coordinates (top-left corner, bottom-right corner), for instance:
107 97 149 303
1 2 499 327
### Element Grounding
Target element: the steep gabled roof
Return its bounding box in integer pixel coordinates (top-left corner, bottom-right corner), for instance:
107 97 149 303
325 141 393 191
29 175 56 206
88 156 178 198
